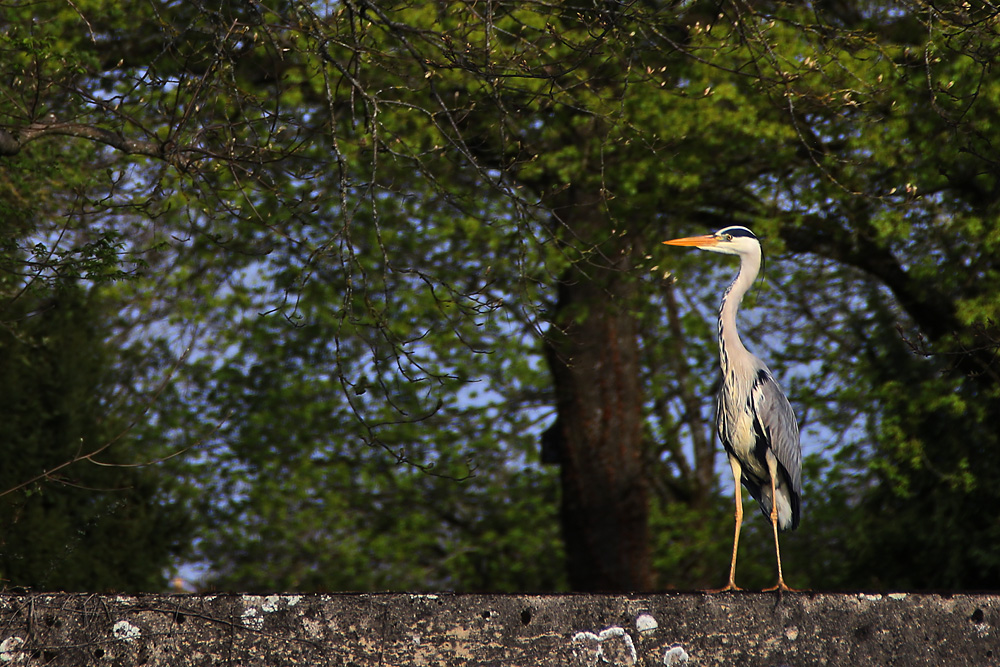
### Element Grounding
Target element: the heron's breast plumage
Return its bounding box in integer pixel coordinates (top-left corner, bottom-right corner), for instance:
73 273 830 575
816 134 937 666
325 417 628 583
717 369 769 480
717 360 800 532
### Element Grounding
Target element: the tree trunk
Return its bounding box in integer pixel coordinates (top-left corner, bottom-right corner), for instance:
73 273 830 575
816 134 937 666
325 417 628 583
542 198 653 592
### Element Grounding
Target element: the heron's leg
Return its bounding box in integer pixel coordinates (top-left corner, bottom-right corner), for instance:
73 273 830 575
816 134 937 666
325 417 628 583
709 455 743 592
762 453 792 592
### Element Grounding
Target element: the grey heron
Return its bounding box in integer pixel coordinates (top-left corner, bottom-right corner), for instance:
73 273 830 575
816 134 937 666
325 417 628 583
663 226 801 591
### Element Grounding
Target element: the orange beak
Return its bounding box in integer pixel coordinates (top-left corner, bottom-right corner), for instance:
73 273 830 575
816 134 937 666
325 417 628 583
662 234 718 247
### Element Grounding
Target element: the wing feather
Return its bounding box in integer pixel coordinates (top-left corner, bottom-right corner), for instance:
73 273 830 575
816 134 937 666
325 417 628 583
749 368 802 529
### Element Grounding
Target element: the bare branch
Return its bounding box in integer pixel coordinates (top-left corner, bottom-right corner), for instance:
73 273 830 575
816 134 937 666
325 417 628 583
0 120 193 169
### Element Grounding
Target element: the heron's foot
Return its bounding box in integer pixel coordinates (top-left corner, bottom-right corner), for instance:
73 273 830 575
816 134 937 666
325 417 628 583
705 581 742 593
762 580 802 593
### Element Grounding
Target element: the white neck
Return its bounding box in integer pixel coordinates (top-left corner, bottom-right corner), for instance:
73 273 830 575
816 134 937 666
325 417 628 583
718 245 761 371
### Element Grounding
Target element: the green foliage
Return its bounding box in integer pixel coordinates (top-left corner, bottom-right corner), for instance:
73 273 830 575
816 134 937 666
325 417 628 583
0 283 190 591
162 223 565 590
4 0 1000 592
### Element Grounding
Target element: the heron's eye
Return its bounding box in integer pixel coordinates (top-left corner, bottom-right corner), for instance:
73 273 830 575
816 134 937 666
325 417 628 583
724 234 733 241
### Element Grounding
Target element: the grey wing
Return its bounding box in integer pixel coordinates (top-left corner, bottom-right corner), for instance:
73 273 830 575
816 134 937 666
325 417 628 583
750 368 802 498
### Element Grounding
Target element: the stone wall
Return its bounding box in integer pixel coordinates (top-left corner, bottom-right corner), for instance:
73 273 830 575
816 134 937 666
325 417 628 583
0 592 996 665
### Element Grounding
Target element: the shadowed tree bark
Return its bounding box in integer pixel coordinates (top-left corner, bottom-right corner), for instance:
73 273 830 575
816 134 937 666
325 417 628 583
542 190 653 591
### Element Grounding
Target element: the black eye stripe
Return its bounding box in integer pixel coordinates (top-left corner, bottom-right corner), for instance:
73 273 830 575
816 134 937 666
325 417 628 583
716 226 757 239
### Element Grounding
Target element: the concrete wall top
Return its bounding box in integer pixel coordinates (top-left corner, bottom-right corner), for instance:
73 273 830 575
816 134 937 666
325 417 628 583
0 591 996 666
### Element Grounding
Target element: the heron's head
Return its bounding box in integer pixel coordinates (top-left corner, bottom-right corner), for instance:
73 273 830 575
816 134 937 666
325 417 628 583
662 226 760 256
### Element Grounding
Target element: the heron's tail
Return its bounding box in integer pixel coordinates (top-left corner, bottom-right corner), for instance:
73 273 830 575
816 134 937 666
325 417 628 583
758 476 800 532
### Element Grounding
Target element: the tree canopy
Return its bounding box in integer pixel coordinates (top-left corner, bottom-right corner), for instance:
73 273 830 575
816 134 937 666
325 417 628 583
2 0 999 592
